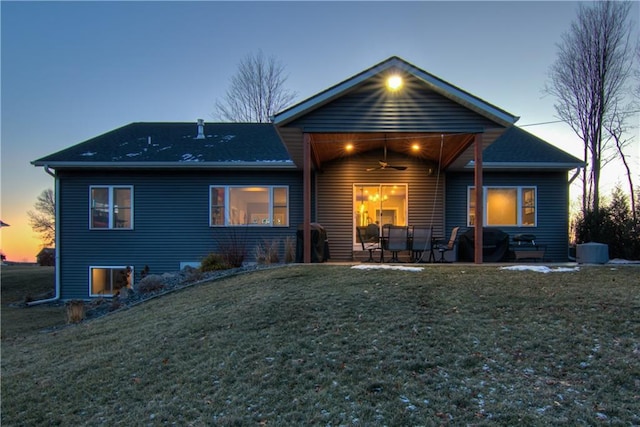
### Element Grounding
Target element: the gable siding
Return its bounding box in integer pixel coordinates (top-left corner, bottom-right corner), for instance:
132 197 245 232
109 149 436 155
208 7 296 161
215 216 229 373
445 171 571 261
316 150 445 261
57 170 302 299
288 79 499 133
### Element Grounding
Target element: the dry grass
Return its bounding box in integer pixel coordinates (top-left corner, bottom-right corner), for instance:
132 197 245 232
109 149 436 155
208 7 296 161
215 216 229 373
1 264 639 425
1 265 63 339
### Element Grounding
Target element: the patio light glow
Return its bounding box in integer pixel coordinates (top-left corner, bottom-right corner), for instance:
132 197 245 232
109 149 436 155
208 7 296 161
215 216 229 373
386 75 403 91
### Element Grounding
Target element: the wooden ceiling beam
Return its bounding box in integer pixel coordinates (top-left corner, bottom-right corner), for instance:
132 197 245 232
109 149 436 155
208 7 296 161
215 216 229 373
309 136 324 171
440 134 474 169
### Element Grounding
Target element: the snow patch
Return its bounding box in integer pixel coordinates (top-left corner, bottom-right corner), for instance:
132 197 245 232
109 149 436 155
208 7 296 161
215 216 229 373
81 151 97 156
180 153 202 162
500 265 580 273
608 258 640 264
351 264 423 272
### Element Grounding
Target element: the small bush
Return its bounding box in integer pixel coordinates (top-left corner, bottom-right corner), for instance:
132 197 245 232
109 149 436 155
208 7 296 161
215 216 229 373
113 266 132 294
136 274 166 294
181 265 204 282
255 239 280 265
200 253 231 272
139 265 150 279
65 300 85 324
214 229 246 268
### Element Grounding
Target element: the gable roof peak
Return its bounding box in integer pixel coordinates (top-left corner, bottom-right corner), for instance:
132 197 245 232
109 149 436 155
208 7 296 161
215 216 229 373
273 56 518 128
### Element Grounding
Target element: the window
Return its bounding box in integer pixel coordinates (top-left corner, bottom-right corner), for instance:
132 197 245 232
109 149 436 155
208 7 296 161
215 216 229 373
468 186 536 227
89 266 132 297
209 186 289 226
90 186 133 229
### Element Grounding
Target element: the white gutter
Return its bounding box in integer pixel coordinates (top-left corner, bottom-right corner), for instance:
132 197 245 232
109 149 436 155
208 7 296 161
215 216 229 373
30 161 296 169
465 161 585 170
27 165 61 306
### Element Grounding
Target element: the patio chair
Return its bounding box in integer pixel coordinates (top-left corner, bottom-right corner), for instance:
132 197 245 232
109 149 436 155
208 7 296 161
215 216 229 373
357 225 381 262
411 225 433 263
434 226 460 263
386 225 409 263
379 224 391 261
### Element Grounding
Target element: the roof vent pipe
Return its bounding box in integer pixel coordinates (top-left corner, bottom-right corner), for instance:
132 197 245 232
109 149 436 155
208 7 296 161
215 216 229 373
196 119 205 139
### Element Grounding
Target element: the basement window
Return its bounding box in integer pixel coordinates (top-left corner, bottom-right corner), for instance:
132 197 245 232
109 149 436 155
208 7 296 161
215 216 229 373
89 266 133 297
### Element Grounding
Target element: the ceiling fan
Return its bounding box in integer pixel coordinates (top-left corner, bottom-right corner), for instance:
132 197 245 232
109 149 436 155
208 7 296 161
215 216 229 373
366 144 408 171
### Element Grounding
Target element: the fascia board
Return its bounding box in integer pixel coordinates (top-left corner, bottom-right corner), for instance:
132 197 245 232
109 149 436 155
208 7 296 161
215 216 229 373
273 61 393 126
412 69 519 127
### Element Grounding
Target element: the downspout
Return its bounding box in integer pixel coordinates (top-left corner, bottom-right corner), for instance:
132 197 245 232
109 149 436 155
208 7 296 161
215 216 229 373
568 167 582 185
27 165 61 306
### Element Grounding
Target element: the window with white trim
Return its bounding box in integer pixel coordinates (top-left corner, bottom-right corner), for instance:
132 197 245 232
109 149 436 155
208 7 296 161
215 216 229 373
90 186 133 229
89 266 133 297
468 186 537 227
209 186 289 226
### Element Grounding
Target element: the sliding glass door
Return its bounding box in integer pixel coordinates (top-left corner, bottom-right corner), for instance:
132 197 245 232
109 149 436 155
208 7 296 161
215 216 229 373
354 183 407 244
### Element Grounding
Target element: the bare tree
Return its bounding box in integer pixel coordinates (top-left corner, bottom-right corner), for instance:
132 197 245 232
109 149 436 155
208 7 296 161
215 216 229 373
545 1 635 215
635 44 640 101
214 50 297 123
27 188 55 247
604 105 636 220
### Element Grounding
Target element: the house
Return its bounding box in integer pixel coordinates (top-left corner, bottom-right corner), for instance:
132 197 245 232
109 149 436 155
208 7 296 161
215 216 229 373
32 56 583 300
36 248 55 266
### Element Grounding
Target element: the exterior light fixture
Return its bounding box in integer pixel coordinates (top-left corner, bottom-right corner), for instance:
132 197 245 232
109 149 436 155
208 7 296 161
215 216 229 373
345 143 354 152
386 75 403 91
411 143 420 151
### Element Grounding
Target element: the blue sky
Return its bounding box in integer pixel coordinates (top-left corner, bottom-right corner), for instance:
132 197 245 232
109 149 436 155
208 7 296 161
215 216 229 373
1 1 638 261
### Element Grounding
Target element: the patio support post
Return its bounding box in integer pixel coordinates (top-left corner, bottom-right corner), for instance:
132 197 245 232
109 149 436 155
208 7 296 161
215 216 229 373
303 133 312 263
474 132 484 264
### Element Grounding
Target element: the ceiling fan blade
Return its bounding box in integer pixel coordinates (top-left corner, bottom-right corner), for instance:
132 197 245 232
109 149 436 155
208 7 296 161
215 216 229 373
366 142 408 171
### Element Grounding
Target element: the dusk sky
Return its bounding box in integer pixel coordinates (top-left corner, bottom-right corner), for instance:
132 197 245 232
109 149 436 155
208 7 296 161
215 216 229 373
2 1 638 262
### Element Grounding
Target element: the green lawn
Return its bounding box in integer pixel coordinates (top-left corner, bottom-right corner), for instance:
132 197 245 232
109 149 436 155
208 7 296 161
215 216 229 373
1 264 639 425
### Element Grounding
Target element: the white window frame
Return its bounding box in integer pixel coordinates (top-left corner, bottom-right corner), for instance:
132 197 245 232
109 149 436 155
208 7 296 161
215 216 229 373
209 185 289 227
89 185 134 230
467 186 537 227
89 265 133 297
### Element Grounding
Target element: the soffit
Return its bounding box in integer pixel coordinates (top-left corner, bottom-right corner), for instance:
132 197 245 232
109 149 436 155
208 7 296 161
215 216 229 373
309 132 477 170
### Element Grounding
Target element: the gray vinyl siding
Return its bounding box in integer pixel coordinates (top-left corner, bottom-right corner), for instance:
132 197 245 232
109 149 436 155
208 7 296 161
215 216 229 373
316 150 445 261
445 171 572 261
57 170 302 299
288 77 498 133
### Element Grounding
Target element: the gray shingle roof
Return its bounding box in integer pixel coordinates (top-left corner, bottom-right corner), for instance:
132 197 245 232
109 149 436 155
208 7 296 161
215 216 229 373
32 122 294 168
481 126 584 169
33 122 582 171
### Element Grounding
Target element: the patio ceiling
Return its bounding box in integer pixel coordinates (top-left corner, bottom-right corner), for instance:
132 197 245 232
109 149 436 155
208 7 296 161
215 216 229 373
308 132 476 170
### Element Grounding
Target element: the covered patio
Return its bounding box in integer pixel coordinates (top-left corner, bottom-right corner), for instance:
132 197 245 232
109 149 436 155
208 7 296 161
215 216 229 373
273 57 520 264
